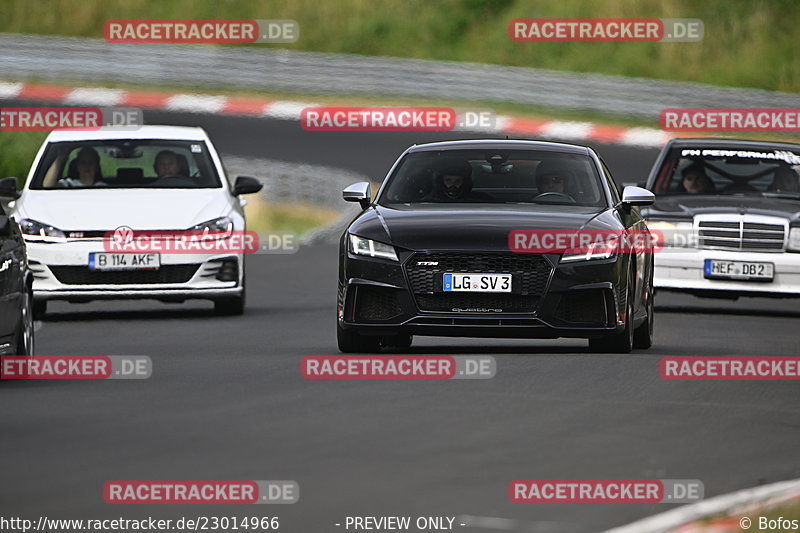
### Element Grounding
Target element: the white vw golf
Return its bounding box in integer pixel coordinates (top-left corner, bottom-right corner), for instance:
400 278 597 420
8 126 263 317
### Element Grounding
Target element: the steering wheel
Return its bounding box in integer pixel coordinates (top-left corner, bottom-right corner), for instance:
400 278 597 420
532 191 577 203
152 174 195 187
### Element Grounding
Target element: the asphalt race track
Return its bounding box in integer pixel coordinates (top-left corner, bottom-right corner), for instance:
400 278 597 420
1 107 799 532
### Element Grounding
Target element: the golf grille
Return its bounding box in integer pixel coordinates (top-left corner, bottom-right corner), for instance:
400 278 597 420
50 265 199 285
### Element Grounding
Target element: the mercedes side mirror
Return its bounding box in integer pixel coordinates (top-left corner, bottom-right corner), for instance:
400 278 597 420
342 182 372 209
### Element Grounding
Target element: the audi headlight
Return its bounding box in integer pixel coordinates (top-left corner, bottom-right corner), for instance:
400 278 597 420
348 234 398 261
560 236 618 263
18 219 67 243
788 227 800 252
646 220 695 248
189 216 233 239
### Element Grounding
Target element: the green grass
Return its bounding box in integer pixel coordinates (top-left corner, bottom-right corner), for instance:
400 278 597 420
244 198 339 234
0 131 47 187
1 0 798 92
758 501 800 523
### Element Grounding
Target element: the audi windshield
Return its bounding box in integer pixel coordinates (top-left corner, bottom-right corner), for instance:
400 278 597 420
379 150 607 207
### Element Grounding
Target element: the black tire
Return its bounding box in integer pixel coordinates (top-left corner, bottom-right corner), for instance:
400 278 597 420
589 281 635 354
337 323 381 353
633 269 654 349
214 268 246 316
14 290 34 356
382 333 413 350
32 299 47 320
214 293 245 316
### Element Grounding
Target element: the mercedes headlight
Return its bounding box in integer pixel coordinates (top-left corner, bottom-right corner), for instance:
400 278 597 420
646 220 695 248
348 234 398 261
18 219 67 243
788 227 800 252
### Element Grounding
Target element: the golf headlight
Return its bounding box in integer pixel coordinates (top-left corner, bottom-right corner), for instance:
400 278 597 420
349 234 398 261
18 219 67 242
190 216 233 239
560 236 618 263
646 220 694 248
788 227 800 252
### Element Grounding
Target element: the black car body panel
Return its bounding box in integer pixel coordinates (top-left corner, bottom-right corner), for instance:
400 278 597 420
0 204 33 355
338 140 654 347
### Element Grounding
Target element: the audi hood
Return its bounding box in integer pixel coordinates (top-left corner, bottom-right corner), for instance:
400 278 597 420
348 204 622 251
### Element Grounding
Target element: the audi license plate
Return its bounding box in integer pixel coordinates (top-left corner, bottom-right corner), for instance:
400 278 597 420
704 259 773 281
89 253 161 271
443 273 512 292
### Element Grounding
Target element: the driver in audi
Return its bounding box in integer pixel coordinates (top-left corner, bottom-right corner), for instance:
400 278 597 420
535 161 571 195
424 161 476 201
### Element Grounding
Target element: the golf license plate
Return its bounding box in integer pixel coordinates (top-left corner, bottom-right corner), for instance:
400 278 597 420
704 259 773 281
89 253 161 271
443 273 512 292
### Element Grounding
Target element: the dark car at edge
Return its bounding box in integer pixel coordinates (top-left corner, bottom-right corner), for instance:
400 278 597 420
0 177 34 358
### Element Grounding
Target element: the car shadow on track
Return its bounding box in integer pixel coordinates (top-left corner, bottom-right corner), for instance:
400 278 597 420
40 309 217 322
37 305 275 322
656 304 800 319
381 344 592 355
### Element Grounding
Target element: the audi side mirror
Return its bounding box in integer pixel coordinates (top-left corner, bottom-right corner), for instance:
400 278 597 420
342 182 372 209
621 186 655 207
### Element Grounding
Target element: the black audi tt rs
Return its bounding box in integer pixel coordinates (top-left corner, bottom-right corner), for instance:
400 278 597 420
0 178 34 357
337 140 655 353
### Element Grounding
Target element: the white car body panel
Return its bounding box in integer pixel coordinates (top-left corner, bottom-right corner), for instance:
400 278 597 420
10 126 247 303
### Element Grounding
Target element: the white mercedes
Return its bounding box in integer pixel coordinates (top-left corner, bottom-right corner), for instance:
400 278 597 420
643 138 800 300
8 126 263 317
